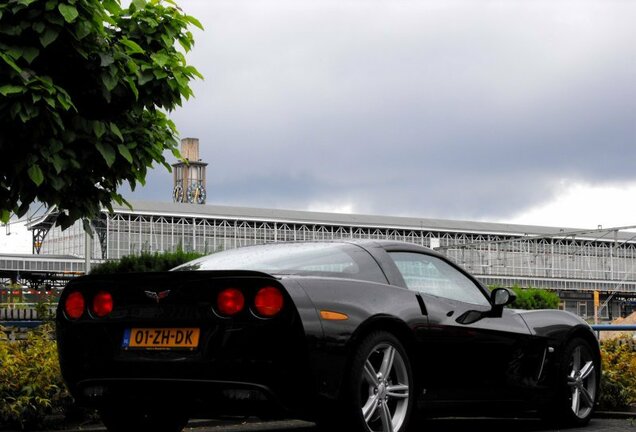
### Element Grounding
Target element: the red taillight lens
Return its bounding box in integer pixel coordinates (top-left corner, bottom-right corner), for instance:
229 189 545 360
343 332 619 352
217 288 245 316
64 291 85 320
92 291 113 317
254 286 284 317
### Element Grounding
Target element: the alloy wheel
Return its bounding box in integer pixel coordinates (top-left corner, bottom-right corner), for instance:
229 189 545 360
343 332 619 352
360 342 410 432
566 344 597 419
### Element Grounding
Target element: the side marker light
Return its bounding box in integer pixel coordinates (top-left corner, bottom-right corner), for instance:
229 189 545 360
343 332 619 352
320 310 349 321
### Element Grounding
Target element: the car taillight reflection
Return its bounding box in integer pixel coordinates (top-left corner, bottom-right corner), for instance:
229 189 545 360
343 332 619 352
254 287 284 317
92 291 113 317
217 288 245 316
64 291 85 320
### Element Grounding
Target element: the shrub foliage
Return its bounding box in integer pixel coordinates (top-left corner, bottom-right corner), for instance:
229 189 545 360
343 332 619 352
598 337 636 410
0 323 72 430
89 249 204 274
509 286 560 310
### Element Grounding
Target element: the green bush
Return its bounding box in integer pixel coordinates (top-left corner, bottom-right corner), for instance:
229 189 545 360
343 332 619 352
598 337 636 410
90 249 204 274
0 323 73 430
509 286 560 310
489 285 560 310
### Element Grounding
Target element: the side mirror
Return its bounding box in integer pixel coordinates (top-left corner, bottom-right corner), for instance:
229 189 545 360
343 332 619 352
455 288 517 325
492 287 516 307
489 288 516 318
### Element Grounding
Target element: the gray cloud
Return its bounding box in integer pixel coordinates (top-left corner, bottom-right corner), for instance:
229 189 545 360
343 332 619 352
126 0 636 221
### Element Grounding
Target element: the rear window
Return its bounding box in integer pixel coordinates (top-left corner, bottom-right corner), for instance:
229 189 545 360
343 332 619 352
173 242 387 284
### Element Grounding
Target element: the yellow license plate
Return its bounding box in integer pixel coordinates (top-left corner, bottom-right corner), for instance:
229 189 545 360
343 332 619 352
123 328 200 350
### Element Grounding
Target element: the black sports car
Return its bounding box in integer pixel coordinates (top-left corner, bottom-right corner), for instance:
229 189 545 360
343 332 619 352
56 241 600 432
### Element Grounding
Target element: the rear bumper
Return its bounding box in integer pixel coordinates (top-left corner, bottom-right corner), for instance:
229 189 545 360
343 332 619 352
74 377 291 418
58 319 316 417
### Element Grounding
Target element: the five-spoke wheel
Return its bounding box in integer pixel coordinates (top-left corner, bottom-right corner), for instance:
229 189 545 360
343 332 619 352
542 337 600 427
566 340 598 421
338 331 414 432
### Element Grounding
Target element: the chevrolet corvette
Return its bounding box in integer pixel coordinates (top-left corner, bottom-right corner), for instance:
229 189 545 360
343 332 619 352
56 240 600 431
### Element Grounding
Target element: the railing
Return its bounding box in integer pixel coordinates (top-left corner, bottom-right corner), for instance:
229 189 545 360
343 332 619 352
591 324 636 340
0 303 57 320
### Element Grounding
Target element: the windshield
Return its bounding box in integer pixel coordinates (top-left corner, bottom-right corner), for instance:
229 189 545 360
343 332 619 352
173 242 387 284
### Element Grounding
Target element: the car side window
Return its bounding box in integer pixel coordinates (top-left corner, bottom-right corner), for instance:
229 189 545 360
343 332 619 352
389 252 490 307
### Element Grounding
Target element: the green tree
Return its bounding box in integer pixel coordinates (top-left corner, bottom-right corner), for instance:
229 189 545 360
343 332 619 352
0 0 202 228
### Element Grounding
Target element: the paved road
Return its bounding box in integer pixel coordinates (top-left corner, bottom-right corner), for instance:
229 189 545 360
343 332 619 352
181 417 636 432
22 416 636 432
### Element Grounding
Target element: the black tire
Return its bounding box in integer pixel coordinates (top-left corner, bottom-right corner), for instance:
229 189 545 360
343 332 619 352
333 331 415 432
543 337 600 427
99 404 189 432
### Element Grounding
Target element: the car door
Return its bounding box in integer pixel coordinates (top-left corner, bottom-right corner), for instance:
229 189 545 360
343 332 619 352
386 250 540 403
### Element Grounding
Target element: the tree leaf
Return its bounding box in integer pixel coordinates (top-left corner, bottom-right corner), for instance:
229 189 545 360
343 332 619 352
0 52 22 73
95 142 116 167
138 72 153 85
110 123 124 141
151 52 169 67
93 121 106 138
126 59 139 74
0 85 23 96
51 154 65 173
40 28 59 47
0 210 10 224
28 165 44 186
32 22 46 34
125 76 138 100
120 38 145 55
58 4 79 23
185 15 204 30
50 175 64 191
99 53 114 67
75 21 92 40
56 92 72 111
102 0 121 15
22 46 39 64
117 144 133 163
101 71 117 91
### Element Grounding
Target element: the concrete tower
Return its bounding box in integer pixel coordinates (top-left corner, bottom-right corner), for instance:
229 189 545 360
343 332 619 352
172 138 208 204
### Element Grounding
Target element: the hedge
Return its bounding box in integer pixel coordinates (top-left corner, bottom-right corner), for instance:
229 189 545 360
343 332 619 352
89 249 204 274
489 285 560 310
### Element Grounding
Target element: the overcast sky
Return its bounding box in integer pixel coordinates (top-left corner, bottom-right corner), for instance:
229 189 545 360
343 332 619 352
123 0 635 228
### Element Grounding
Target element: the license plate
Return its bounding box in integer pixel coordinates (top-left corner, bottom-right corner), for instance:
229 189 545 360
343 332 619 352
122 328 200 350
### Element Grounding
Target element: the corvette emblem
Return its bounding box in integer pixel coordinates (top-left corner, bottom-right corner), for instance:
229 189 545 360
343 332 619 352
144 290 171 303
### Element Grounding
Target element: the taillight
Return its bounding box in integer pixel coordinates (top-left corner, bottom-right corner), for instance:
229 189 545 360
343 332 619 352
92 291 113 317
254 286 284 317
64 291 85 320
217 288 245 316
